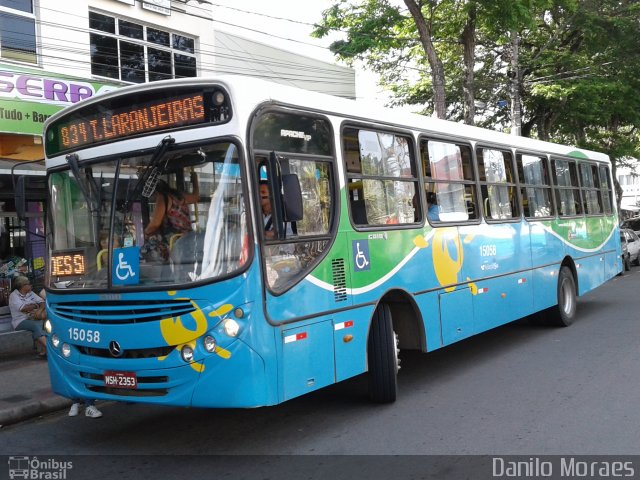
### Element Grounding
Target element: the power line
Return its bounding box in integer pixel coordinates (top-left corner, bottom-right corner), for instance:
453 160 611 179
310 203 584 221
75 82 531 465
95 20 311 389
527 63 614 82
1 45 357 98
0 2 354 80
0 11 357 81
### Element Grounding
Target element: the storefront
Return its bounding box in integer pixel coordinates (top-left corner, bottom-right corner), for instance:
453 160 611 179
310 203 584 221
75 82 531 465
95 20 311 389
0 63 120 299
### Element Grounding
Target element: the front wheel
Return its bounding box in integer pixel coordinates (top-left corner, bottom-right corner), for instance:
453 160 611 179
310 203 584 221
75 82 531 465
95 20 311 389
549 266 577 327
367 303 398 403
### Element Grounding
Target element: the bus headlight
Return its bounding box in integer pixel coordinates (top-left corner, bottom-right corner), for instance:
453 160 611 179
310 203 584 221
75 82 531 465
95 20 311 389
61 343 71 358
224 319 240 337
203 335 216 353
51 334 60 348
181 345 194 363
44 319 52 334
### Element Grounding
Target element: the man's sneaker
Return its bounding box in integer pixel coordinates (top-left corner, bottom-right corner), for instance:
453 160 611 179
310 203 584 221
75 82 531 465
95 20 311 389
85 405 103 418
68 403 81 417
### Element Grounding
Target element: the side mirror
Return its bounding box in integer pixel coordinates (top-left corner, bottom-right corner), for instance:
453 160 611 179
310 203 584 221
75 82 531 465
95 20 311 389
15 176 26 221
282 173 303 222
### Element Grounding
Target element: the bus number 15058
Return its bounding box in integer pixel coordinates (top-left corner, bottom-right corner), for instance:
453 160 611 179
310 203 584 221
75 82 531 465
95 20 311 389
68 327 100 343
479 244 497 257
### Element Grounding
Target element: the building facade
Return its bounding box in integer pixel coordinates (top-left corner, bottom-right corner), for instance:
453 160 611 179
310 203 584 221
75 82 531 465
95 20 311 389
213 30 356 99
0 0 354 296
616 159 640 219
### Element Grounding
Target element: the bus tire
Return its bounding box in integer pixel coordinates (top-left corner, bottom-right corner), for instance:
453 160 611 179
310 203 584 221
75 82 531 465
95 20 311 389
624 254 631 271
550 266 577 327
367 303 398 403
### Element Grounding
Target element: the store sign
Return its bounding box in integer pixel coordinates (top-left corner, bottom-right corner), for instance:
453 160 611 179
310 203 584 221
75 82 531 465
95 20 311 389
142 0 171 15
0 64 120 136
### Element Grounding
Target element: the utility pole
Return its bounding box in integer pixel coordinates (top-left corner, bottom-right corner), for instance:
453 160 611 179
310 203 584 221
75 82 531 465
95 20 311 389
509 31 522 136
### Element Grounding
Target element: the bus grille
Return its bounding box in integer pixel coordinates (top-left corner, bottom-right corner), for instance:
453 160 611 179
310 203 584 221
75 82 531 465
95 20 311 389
52 299 195 324
78 345 174 359
87 387 168 397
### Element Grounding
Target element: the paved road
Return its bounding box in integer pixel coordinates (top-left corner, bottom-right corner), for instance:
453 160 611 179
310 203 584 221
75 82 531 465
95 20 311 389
2 270 639 467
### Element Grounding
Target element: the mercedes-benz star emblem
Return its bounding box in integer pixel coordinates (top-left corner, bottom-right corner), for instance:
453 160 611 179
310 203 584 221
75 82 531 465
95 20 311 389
109 340 123 358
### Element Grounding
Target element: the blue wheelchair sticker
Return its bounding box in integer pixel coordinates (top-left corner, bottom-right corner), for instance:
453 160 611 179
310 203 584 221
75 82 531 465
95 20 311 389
352 240 371 272
112 247 140 285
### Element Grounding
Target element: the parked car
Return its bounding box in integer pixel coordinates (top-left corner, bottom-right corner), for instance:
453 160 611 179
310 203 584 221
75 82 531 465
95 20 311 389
620 228 640 271
621 216 640 234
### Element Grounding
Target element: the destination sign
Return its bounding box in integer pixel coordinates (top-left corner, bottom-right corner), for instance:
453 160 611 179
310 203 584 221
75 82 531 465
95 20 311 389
45 86 231 156
50 249 86 277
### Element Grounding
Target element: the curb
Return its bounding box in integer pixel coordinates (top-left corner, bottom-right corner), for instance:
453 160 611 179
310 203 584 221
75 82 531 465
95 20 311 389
0 395 72 427
0 330 36 358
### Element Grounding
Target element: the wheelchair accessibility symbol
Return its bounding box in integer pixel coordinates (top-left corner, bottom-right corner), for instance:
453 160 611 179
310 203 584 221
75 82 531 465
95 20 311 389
352 240 371 272
112 247 140 285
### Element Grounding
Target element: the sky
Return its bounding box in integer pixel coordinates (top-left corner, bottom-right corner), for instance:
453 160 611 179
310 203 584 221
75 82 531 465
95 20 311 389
204 0 385 102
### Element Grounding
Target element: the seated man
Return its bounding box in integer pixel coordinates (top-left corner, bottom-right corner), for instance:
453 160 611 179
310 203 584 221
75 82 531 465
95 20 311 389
260 180 295 239
9 276 47 357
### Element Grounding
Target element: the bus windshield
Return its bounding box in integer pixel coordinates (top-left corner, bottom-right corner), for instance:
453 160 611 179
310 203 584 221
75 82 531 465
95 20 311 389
47 140 247 290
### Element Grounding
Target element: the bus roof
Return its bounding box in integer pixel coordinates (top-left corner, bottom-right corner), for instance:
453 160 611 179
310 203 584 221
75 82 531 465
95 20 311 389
43 75 610 163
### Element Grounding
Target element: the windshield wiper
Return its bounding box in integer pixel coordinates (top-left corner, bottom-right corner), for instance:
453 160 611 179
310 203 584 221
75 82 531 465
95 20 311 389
123 135 174 211
66 153 95 210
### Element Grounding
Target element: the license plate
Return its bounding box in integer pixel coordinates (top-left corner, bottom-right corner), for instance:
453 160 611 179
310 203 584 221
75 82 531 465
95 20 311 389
103 371 137 389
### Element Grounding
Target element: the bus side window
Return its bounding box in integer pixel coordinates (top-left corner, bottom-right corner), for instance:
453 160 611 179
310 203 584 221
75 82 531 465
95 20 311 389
343 127 419 226
461 149 479 220
599 165 613 214
422 139 477 223
519 153 554 218
477 147 519 221
345 139 369 226
349 181 368 225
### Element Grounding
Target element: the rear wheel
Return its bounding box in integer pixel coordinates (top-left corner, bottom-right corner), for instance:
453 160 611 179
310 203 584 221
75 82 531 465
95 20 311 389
624 254 631 271
549 266 577 327
367 303 398 403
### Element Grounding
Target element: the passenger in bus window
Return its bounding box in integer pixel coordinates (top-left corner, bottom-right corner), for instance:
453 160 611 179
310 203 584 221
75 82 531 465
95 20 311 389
260 180 294 239
142 173 199 262
411 194 420 222
426 192 440 221
144 175 199 237
260 180 275 239
260 178 297 290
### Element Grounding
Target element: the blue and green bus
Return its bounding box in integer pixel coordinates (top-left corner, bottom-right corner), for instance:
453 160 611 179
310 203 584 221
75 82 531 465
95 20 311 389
39 76 621 406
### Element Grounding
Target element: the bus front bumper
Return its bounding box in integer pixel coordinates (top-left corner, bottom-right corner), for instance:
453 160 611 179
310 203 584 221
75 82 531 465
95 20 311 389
47 339 272 408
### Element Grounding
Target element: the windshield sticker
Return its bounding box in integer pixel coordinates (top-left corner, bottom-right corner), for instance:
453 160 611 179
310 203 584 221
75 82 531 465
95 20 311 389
112 247 140 285
280 129 311 142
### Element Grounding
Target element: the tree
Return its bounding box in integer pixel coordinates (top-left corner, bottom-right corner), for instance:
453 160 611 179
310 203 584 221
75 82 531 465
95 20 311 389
402 1 447 119
520 0 640 172
312 0 445 116
313 0 640 180
313 0 553 124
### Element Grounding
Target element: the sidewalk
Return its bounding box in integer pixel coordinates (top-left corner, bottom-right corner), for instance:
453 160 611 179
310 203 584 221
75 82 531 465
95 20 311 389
0 349 71 427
